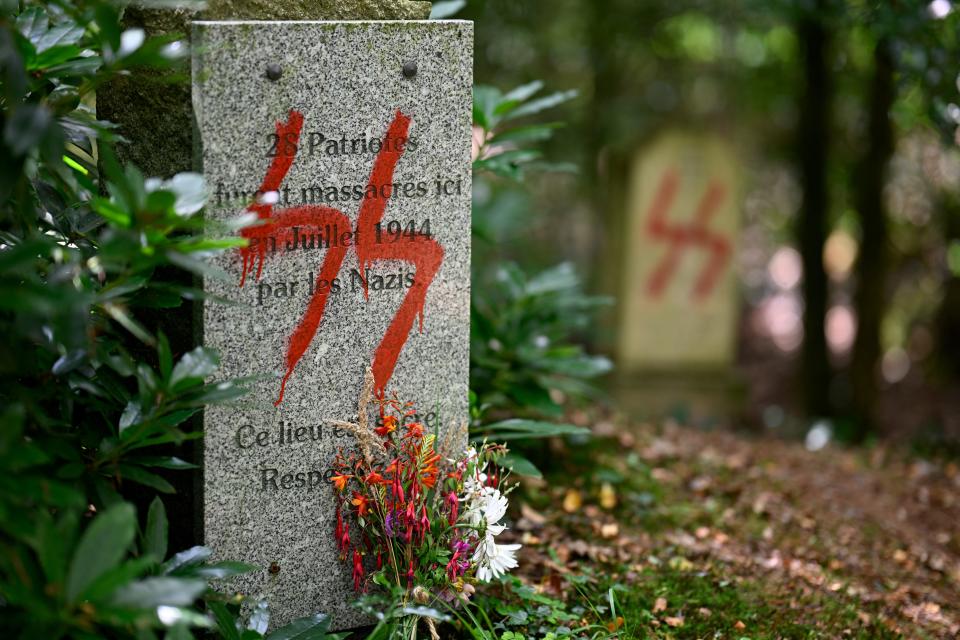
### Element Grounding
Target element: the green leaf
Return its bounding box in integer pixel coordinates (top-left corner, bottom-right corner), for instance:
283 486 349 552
92 196 132 226
158 332 173 382
526 262 580 295
119 401 142 432
135 456 199 470
66 502 136 602
31 44 83 70
266 614 331 640
489 122 563 145
104 302 156 345
498 452 542 479
248 599 269 634
145 497 168 561
473 85 503 130
175 561 256 580
165 623 195 640
475 419 590 441
170 347 219 389
119 464 176 493
430 0 465 18
16 7 48 44
505 90 577 120
81 555 157 603
209 602 241 640
540 354 613 378
398 606 450 621
109 576 206 608
161 546 211 575
166 250 231 281
503 80 545 105
32 509 78 586
4 104 55 156
35 24 84 53
147 172 207 216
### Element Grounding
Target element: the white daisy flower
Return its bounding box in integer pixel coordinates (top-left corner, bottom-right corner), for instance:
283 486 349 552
473 532 521 582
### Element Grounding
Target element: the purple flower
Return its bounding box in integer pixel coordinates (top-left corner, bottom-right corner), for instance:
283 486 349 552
384 511 395 537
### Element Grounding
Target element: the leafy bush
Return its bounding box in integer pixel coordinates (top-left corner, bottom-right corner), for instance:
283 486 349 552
471 262 612 421
0 2 332 637
470 82 612 425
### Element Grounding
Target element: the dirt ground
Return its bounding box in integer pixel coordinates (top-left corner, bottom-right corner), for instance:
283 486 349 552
505 419 960 639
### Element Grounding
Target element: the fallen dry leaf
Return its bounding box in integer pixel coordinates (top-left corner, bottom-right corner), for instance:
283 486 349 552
600 522 619 538
562 489 582 513
606 616 624 631
697 607 712 617
734 620 746 631
518 503 547 530
665 616 684 628
600 482 618 509
653 597 667 613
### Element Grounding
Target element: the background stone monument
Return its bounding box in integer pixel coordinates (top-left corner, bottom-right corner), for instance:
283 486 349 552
614 131 743 422
192 20 472 628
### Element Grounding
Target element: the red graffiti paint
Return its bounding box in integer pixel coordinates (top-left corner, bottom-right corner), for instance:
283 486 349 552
354 112 444 398
644 168 731 301
237 109 440 405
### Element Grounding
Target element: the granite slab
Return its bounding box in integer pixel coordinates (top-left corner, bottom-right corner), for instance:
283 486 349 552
192 20 472 629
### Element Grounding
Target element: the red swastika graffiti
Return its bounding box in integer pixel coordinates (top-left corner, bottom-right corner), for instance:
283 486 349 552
644 168 731 302
238 109 442 406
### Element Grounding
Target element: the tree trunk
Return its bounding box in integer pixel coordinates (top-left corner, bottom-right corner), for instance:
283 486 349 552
850 39 895 441
796 10 833 419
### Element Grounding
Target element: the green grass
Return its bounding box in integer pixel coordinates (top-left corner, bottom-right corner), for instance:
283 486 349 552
604 567 903 640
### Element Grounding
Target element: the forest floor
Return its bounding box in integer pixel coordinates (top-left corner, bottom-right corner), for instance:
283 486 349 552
490 418 960 639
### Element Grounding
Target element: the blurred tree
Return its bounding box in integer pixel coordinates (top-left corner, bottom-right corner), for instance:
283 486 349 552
850 35 895 441
795 0 834 420
845 1 959 439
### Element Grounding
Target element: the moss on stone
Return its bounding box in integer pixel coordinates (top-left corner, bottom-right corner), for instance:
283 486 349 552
98 0 432 176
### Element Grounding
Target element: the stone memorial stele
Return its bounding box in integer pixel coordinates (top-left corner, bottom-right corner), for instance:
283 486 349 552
192 20 473 629
617 131 741 372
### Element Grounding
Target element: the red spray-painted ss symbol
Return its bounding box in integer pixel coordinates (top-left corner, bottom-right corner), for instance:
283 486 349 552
237 109 443 406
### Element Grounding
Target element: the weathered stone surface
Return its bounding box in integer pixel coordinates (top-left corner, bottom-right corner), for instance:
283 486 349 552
193 20 472 629
98 0 431 177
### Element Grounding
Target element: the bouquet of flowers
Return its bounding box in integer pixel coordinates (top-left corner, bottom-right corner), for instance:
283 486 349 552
328 373 520 629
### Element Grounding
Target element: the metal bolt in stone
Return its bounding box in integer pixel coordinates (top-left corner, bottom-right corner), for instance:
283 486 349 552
269 562 280 574
402 60 417 78
265 63 283 81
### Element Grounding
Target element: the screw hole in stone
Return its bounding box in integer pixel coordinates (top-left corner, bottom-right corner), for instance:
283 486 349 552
265 63 282 82
402 60 417 79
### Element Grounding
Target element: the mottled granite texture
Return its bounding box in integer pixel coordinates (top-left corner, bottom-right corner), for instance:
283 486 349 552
193 21 472 629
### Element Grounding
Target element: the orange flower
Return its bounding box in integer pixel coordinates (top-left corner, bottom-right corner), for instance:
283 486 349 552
330 474 352 491
421 470 438 489
385 458 401 476
375 415 398 437
365 471 387 484
419 450 441 488
405 422 424 438
351 491 370 516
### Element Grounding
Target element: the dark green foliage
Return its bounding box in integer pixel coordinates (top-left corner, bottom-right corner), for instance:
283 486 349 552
0 2 344 637
471 262 612 420
472 80 577 180
470 82 611 432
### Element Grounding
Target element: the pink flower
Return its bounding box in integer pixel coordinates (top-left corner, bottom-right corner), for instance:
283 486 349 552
446 491 458 525
352 549 364 591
